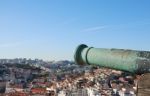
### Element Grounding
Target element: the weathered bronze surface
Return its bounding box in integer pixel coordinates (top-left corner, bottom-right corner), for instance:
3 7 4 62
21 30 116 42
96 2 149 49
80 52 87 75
74 44 150 74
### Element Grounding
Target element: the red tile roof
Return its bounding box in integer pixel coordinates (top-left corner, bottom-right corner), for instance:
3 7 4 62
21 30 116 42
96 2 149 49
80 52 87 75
31 88 46 94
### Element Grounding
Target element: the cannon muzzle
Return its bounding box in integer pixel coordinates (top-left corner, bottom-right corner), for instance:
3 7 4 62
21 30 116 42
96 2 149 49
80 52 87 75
74 44 150 74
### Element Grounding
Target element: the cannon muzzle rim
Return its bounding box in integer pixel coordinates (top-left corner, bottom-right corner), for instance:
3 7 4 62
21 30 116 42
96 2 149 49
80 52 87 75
74 44 88 65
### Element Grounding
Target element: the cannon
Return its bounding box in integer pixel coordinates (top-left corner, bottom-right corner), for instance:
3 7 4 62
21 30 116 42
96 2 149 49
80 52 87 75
74 44 150 74
74 44 150 96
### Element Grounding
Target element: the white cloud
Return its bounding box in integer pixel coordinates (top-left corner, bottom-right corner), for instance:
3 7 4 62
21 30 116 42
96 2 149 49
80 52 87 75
82 26 105 32
0 42 21 48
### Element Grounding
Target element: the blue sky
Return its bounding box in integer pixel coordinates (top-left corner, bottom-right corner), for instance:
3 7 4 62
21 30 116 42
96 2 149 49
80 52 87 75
0 0 150 60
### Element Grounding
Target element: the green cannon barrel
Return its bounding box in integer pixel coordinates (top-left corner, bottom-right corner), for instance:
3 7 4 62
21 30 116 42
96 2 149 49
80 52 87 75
74 44 150 74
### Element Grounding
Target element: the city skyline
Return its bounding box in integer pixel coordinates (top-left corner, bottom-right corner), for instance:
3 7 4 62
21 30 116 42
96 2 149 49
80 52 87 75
0 0 150 60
